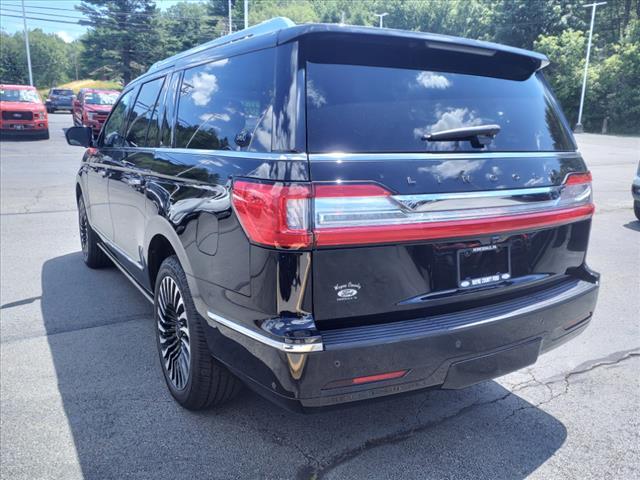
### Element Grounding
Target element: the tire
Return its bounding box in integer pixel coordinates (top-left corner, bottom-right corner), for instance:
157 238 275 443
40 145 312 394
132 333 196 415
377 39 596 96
155 255 242 410
77 195 111 268
635 200 640 221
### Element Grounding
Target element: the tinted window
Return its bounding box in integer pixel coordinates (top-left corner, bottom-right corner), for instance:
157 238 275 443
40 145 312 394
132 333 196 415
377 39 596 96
52 89 73 96
175 49 274 151
125 77 165 147
101 89 135 147
306 63 574 153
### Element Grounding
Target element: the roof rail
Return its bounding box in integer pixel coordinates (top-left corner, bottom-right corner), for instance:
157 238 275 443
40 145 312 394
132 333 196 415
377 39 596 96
148 17 295 73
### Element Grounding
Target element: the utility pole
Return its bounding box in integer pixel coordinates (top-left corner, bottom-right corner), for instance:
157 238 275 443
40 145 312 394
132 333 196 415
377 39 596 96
244 0 248 29
374 12 388 28
21 0 33 86
228 0 233 34
575 1 606 133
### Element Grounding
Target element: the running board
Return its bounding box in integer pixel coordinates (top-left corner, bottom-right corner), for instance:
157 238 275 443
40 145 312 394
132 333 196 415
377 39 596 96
97 243 154 304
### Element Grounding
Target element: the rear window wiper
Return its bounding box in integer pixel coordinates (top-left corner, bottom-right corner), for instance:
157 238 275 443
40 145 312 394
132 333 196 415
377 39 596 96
422 124 501 148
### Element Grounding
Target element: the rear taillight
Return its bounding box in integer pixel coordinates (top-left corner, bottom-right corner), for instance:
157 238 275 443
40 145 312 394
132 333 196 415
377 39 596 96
232 173 594 249
232 180 312 249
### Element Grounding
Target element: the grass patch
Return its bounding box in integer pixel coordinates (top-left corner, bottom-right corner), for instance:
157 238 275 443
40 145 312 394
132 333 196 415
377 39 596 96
39 79 122 98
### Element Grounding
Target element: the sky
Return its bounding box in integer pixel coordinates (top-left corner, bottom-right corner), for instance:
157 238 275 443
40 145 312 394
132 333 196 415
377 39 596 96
0 0 202 42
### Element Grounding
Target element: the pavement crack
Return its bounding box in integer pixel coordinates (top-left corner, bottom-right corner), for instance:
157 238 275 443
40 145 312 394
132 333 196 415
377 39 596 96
0 208 77 217
503 348 640 421
302 349 640 478
302 391 513 480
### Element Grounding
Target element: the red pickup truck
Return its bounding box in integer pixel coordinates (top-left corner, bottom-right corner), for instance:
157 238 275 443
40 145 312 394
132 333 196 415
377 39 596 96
0 84 49 139
72 88 119 136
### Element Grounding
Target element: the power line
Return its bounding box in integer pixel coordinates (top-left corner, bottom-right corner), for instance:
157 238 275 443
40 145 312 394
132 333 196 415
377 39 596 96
0 7 244 29
1 13 83 26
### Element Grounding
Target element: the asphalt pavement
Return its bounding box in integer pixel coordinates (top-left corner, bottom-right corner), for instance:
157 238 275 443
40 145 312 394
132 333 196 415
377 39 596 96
1 113 639 480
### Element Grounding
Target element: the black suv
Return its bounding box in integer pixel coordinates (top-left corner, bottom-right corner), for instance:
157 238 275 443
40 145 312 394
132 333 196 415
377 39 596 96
45 88 74 113
65 18 599 412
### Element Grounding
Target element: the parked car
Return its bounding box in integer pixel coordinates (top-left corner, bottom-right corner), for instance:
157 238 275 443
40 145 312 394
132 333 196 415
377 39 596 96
633 162 640 221
65 18 600 412
0 84 49 139
72 88 119 136
45 87 74 113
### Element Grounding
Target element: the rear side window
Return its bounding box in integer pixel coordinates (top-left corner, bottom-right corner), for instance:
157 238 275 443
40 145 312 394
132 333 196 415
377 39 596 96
101 89 135 147
175 49 274 152
306 63 574 153
125 77 165 147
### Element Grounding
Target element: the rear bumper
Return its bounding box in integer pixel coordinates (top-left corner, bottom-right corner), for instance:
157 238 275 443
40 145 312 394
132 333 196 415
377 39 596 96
49 102 72 109
204 275 599 411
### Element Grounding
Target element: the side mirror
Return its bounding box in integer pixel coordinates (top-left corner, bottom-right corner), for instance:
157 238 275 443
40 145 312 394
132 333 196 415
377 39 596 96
65 126 93 147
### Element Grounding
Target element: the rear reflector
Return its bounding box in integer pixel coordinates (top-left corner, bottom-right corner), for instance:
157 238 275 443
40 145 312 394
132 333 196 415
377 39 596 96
232 172 594 249
323 370 409 390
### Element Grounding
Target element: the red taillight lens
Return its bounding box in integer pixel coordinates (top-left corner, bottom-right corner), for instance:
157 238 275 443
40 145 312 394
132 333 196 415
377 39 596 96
564 171 592 185
233 173 594 249
232 180 312 249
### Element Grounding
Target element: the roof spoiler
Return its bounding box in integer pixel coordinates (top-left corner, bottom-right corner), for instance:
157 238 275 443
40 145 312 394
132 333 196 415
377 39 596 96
282 24 550 80
148 17 295 73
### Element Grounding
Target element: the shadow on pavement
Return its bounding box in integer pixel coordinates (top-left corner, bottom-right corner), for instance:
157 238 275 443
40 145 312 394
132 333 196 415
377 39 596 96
0 135 48 142
623 220 640 232
42 252 567 479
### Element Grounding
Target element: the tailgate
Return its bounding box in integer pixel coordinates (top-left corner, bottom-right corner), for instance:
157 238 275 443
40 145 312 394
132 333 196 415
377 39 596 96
308 152 592 326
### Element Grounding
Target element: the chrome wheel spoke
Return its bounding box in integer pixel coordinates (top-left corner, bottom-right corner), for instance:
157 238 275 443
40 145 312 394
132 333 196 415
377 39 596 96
156 275 191 391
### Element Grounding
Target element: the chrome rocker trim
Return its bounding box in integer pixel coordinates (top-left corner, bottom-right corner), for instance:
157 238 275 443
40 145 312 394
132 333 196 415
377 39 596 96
206 310 324 353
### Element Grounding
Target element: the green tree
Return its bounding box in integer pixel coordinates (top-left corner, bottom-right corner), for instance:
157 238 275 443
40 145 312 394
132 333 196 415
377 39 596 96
0 31 24 84
78 0 161 84
246 0 317 25
159 2 216 57
535 29 587 126
0 29 73 87
590 37 640 133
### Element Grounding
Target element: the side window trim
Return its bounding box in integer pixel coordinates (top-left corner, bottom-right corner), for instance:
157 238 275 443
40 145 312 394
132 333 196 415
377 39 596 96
98 87 136 148
146 74 171 148
122 76 166 148
161 70 182 148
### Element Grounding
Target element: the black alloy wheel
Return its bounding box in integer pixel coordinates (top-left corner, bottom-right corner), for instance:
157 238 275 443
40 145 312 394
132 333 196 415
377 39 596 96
154 256 242 409
77 195 110 268
157 275 191 391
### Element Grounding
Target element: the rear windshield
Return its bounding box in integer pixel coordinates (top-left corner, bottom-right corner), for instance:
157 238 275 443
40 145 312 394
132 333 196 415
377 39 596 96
52 89 73 95
306 63 574 153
